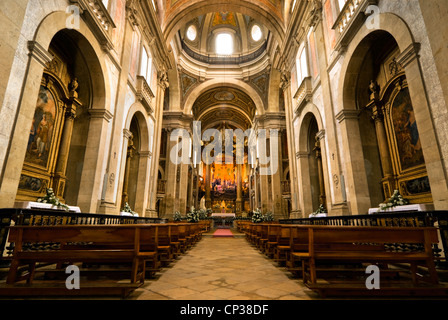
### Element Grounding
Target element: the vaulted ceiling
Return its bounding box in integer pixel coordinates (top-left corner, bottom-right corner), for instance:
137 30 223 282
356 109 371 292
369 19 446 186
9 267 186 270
193 87 256 130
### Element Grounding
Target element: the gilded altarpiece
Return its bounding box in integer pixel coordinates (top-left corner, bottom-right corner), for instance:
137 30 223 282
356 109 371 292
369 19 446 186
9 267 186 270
380 74 432 204
16 49 81 203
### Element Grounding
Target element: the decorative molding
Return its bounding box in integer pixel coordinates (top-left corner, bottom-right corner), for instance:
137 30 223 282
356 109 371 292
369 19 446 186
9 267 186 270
316 129 326 141
396 43 421 69
335 109 361 123
158 71 170 91
294 76 312 116
70 0 116 52
296 151 309 159
123 128 133 139
139 151 153 158
88 108 114 122
136 75 155 115
28 41 54 68
307 0 323 28
179 71 198 98
333 0 379 52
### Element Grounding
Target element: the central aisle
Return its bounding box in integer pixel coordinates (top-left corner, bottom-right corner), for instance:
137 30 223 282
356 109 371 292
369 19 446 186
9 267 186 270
128 230 319 300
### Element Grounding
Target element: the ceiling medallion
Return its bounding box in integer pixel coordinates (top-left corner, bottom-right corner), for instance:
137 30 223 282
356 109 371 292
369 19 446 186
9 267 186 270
214 91 235 101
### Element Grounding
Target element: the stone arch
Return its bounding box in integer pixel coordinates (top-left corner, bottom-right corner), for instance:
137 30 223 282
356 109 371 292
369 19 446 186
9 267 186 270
338 13 415 114
0 9 112 208
183 78 265 117
337 12 448 210
33 11 109 112
297 105 325 153
124 103 151 153
296 105 326 215
119 104 153 214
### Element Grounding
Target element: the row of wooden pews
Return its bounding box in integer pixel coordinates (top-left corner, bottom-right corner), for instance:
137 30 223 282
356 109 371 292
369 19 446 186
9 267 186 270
0 221 210 298
236 221 448 297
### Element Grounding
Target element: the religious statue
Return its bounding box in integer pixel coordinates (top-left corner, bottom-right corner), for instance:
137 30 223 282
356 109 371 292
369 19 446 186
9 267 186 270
69 77 79 98
200 196 206 210
369 80 380 100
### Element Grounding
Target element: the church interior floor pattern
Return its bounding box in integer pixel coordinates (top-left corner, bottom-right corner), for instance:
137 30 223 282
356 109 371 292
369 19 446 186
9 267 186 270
127 229 320 300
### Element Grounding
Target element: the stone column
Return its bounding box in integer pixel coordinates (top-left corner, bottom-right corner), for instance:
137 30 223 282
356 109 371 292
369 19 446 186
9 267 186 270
205 161 211 209
0 41 53 206
366 99 394 198
134 150 151 215
313 134 326 208
336 109 371 215
53 100 79 200
121 131 135 209
296 151 313 216
77 108 113 213
147 71 169 217
236 163 242 214
98 16 135 214
312 6 348 215
280 71 301 218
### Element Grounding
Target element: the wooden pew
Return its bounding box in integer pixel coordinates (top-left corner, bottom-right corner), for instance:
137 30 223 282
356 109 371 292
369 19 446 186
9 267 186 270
4 224 160 296
264 224 282 258
291 225 440 295
156 224 174 266
273 225 292 266
256 224 269 251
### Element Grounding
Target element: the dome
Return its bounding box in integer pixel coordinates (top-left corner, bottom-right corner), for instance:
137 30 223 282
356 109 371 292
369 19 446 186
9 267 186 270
178 12 269 63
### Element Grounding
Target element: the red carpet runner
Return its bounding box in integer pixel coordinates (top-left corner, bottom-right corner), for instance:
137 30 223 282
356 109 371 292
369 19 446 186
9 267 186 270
212 229 234 238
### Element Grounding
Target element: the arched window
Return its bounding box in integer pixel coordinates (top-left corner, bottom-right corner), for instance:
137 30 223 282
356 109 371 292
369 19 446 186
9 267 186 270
216 33 233 55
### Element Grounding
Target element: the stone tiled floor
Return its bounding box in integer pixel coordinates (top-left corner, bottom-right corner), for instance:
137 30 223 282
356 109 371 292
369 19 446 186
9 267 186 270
127 230 320 300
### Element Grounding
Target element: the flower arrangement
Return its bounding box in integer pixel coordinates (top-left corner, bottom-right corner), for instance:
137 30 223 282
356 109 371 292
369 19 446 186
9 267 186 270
186 206 200 223
310 204 327 217
251 208 263 223
263 211 274 222
379 190 409 211
122 202 138 216
37 188 69 211
198 208 207 220
173 211 182 222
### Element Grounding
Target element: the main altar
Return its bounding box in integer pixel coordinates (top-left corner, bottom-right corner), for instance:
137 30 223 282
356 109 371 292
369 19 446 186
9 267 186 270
211 213 236 228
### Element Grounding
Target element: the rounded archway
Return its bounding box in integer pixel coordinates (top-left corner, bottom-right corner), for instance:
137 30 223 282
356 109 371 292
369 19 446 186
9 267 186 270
337 14 444 209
